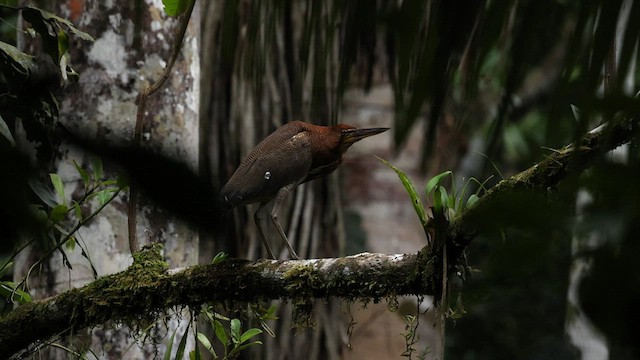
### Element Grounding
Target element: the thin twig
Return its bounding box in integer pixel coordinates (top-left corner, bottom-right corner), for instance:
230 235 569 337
17 189 122 293
128 1 197 254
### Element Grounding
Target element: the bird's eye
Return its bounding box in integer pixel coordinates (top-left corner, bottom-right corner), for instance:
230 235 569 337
264 171 272 180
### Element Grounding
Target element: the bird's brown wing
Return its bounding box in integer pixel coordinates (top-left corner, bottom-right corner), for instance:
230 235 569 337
221 123 312 207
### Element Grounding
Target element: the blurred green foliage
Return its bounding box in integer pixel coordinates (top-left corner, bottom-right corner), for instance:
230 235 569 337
0 1 18 45
449 231 577 359
577 160 640 359
448 190 578 359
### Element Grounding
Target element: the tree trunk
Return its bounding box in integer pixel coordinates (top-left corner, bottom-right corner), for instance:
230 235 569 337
14 1 200 358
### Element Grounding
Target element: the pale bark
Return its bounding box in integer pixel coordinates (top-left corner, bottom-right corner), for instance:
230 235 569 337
14 1 200 358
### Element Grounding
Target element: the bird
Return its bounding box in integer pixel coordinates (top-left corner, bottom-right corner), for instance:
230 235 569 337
220 120 389 260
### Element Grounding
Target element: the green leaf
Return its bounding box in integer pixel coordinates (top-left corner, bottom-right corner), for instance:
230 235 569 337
0 282 13 299
73 160 90 189
58 29 71 81
201 305 215 322
164 328 177 360
50 173 65 205
175 323 190 360
73 201 82 221
466 194 479 208
0 41 36 78
197 332 216 357
0 114 16 146
258 304 277 337
0 281 32 304
213 313 230 321
434 186 444 214
425 171 452 197
264 304 277 320
213 320 228 345
21 8 59 63
96 189 116 206
439 186 450 211
376 156 427 225
0 261 13 278
100 179 119 186
190 340 202 360
57 28 69 64
65 236 76 252
14 286 32 304
239 328 262 344
163 0 193 16
211 252 228 264
230 318 241 344
91 156 103 181
455 187 466 214
49 204 68 223
22 6 94 42
445 187 455 209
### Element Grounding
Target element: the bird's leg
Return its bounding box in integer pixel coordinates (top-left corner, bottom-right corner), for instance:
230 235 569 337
271 184 301 260
254 202 277 259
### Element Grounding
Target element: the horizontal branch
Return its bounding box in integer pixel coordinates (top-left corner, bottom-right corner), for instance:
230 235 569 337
0 248 431 358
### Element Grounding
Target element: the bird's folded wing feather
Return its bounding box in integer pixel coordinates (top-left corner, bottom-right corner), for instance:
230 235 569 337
222 126 313 206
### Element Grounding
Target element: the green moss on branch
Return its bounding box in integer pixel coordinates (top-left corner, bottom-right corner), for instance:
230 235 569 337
0 250 430 358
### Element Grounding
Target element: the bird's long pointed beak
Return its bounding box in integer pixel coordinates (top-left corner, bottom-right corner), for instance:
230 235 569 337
343 127 389 143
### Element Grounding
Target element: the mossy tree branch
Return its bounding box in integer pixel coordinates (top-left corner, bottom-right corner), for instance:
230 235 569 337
1 113 638 358
0 248 432 358
449 112 640 256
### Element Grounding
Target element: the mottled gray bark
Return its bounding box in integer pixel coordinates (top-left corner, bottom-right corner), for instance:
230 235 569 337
14 1 200 358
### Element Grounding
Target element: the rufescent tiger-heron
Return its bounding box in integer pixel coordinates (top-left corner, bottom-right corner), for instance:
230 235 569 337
220 121 389 259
